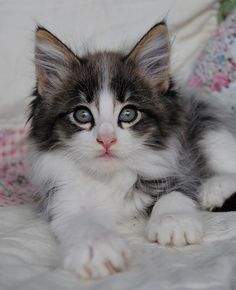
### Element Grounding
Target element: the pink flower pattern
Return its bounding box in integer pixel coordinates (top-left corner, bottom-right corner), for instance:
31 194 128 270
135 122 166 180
0 129 35 206
189 9 236 93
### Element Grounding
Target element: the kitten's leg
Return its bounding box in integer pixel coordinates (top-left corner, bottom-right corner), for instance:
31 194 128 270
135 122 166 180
200 174 236 210
200 129 236 210
51 210 130 279
147 191 203 246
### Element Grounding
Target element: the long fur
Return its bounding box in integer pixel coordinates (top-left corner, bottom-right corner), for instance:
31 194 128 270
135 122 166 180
28 22 236 279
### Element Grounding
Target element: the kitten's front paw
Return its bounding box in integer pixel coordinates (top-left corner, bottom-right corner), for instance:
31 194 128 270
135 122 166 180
63 231 130 279
147 213 203 246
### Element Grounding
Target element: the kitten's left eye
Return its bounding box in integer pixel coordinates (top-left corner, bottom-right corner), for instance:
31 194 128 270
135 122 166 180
73 106 94 125
119 106 138 123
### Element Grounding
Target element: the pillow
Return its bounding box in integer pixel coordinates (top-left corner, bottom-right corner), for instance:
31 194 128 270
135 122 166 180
0 0 219 126
189 8 236 113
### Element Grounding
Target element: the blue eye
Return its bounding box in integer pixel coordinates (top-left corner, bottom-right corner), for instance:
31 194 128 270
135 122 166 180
119 106 137 123
73 107 93 124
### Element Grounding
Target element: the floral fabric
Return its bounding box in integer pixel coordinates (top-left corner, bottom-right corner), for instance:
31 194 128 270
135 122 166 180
189 9 236 94
0 128 35 206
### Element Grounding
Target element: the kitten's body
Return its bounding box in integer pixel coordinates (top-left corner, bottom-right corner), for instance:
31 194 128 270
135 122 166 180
29 23 236 278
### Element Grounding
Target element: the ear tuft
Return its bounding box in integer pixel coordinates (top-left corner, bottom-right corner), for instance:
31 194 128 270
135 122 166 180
35 27 79 96
127 22 170 92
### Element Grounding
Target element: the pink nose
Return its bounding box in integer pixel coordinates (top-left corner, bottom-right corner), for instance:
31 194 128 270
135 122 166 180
96 135 117 150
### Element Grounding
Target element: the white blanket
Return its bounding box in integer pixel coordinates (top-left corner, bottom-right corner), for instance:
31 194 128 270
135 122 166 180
1 206 236 290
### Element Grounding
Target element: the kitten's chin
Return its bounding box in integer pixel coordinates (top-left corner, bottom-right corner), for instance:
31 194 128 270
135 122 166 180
82 156 124 176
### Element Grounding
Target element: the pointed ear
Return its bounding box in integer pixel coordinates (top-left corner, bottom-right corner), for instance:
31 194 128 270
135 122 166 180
35 26 79 96
127 22 170 92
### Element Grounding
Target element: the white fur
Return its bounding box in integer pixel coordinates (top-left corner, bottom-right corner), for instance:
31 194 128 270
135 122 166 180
200 129 236 175
147 191 203 246
97 87 126 141
58 214 131 279
199 129 236 209
99 88 114 121
126 137 180 178
30 146 158 223
201 175 236 210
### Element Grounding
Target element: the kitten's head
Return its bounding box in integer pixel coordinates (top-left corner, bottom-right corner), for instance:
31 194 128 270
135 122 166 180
29 22 181 176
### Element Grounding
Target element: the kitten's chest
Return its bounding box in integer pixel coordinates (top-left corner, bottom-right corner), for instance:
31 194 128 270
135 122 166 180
60 169 139 218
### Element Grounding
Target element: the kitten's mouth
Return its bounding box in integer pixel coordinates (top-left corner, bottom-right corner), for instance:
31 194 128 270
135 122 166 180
98 151 116 159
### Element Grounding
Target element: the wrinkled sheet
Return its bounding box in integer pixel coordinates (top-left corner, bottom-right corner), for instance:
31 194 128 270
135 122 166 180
1 206 236 290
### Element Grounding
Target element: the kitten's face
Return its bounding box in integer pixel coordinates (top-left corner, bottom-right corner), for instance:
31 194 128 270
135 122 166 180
30 23 181 175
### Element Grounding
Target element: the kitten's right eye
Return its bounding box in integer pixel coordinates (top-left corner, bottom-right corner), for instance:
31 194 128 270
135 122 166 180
73 106 94 128
118 105 141 128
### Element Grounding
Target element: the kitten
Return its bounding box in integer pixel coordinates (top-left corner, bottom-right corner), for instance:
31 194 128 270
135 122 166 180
28 22 236 279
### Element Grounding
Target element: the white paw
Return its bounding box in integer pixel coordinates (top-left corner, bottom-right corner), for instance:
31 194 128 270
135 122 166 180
63 230 130 279
147 212 203 246
201 187 225 210
200 176 234 210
